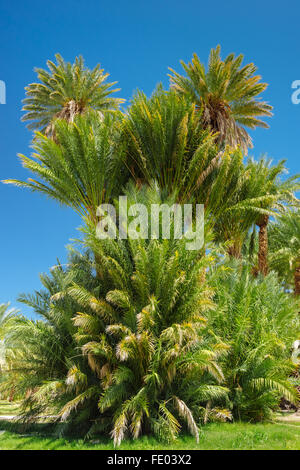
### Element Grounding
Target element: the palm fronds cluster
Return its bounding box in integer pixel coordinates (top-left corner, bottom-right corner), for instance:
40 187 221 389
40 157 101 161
1 48 300 445
169 45 273 153
22 54 124 135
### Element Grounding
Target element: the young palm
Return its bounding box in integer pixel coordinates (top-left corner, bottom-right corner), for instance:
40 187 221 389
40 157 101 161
61 188 228 445
1 252 99 421
22 54 124 135
169 46 272 153
269 210 300 295
68 238 227 445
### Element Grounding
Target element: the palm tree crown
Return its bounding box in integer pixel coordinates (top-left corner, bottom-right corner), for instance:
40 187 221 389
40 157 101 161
169 46 273 152
22 54 124 135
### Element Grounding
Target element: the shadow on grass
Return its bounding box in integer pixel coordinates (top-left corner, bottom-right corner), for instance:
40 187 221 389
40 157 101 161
0 419 112 449
0 419 59 435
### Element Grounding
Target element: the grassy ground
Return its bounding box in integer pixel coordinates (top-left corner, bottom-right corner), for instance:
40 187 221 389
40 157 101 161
0 401 300 450
0 422 300 450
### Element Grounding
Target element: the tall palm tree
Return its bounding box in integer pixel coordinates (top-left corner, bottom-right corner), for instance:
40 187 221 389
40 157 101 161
269 210 300 295
213 157 299 271
22 54 124 136
169 46 272 153
246 158 299 276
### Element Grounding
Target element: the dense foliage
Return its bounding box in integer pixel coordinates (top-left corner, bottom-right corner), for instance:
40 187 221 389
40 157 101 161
1 48 299 446
208 263 299 421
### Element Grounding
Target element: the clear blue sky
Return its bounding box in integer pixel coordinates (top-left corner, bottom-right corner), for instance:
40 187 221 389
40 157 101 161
0 0 299 316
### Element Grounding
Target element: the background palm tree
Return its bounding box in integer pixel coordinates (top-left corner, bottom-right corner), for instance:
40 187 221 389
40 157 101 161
169 46 272 153
22 54 124 136
269 210 300 295
212 157 299 272
249 158 299 276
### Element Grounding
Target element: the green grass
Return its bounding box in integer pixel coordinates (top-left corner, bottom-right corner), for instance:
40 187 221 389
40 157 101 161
0 401 299 450
0 422 300 450
0 400 21 416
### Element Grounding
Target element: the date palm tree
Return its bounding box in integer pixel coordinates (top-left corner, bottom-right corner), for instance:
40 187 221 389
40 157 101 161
250 159 299 276
213 157 299 272
2 205 229 443
269 210 300 295
169 46 272 153
22 54 124 136
63 217 228 445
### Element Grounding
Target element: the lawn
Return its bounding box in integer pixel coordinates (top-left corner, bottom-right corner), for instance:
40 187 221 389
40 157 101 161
0 422 300 450
1 401 299 450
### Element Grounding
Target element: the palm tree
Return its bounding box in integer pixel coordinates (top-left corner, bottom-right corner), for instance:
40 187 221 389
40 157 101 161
64 216 228 445
1 251 100 421
244 158 299 276
169 46 272 153
213 157 299 271
2 196 228 443
269 210 300 295
4 114 126 223
250 159 299 276
22 54 124 136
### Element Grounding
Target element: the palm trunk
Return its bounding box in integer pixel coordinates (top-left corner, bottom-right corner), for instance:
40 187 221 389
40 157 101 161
227 240 242 259
256 215 269 276
294 265 300 295
8 387 15 402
